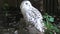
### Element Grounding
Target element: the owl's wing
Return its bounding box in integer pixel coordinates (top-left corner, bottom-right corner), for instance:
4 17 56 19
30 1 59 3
31 7 43 20
25 7 43 24
25 9 35 23
30 7 45 32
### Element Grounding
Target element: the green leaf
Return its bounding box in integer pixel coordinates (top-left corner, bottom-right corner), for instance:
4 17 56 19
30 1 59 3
49 16 54 22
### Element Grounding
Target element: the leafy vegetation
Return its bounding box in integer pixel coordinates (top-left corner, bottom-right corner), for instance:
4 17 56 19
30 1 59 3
43 13 60 34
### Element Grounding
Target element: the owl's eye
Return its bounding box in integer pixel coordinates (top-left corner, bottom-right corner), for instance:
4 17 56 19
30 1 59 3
26 3 28 5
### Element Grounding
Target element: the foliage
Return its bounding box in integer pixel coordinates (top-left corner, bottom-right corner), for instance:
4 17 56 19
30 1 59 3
2 3 9 16
43 13 60 34
2 3 9 10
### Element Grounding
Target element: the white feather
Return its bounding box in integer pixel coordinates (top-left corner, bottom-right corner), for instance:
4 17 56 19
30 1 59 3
20 1 45 32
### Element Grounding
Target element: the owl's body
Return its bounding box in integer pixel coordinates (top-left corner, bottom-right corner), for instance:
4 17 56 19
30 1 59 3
20 1 45 32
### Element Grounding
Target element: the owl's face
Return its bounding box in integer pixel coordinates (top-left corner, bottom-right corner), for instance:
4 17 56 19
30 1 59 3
20 1 32 8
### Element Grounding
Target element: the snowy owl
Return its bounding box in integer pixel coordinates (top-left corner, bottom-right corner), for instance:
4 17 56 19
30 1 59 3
20 1 45 32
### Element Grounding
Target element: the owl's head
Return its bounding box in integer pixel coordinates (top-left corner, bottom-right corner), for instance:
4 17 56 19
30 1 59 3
20 1 32 9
